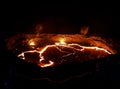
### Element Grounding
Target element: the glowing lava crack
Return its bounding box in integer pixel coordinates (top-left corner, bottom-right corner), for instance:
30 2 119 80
18 42 111 68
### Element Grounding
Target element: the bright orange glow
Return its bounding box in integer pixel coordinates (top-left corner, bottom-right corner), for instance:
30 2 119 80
68 44 111 54
55 38 66 45
60 38 65 44
39 60 54 68
18 50 39 60
29 40 35 46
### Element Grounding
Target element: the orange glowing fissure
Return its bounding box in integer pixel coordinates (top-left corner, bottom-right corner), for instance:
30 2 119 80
18 39 111 68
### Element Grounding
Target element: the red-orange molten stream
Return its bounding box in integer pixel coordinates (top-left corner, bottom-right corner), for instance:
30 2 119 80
18 39 112 68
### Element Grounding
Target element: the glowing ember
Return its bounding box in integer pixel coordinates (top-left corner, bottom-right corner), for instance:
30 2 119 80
18 42 111 68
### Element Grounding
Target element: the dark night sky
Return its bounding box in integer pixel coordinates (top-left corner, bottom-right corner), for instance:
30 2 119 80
1 5 118 40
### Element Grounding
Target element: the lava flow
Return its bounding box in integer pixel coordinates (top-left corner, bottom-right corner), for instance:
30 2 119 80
18 38 112 68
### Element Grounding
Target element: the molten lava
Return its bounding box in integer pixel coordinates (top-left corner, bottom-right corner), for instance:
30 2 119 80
29 39 35 46
18 39 111 68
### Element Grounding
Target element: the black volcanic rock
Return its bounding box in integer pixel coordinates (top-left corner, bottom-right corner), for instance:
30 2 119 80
24 52 40 63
